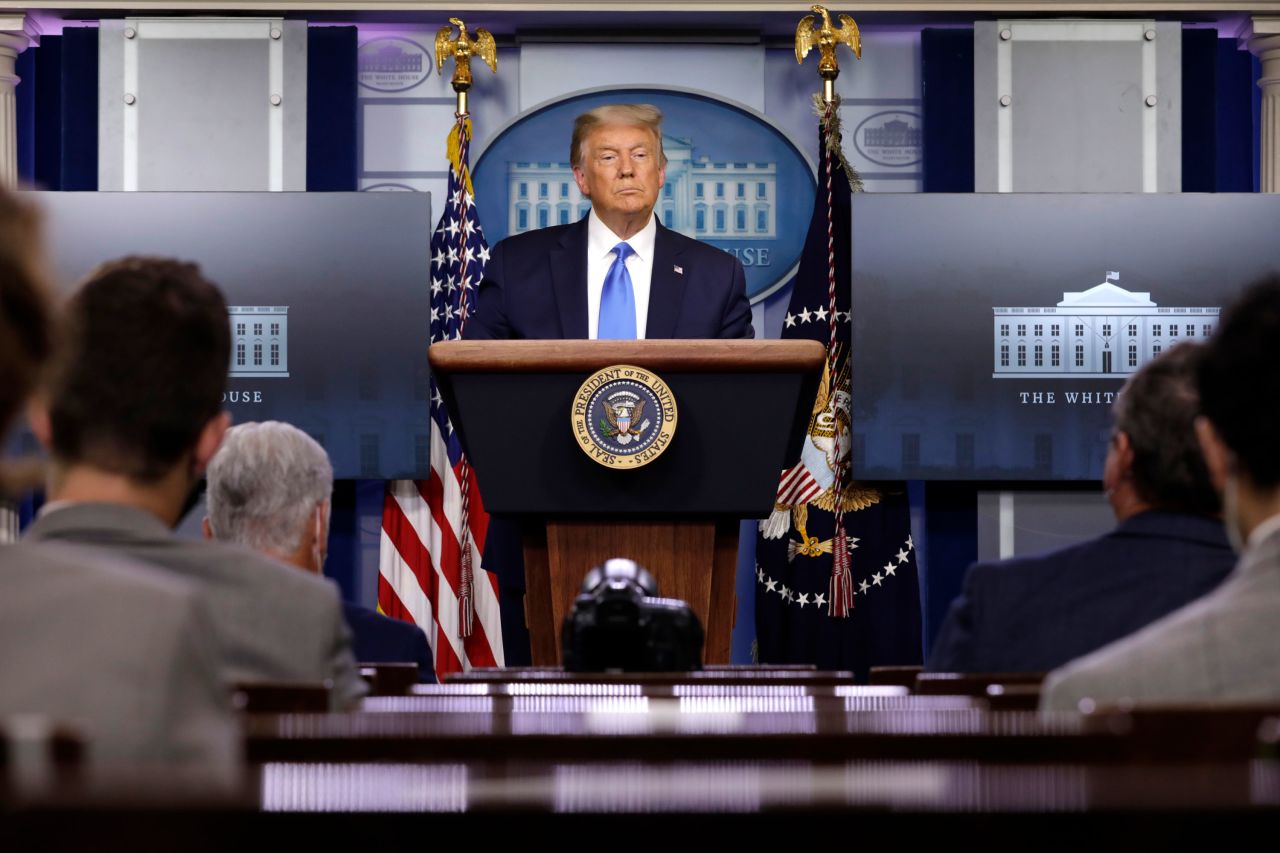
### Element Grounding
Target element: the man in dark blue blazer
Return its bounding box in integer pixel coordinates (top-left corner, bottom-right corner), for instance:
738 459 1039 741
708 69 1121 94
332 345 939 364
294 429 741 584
465 104 754 663
928 343 1234 674
203 421 437 684
340 602 434 682
466 103 753 342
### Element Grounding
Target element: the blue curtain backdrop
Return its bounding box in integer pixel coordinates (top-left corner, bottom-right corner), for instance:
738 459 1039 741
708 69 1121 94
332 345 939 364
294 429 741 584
307 26 358 192
1183 29 1218 192
15 47 34 182
61 28 97 191
32 34 61 189
921 28 974 194
1218 39 1261 192
919 27 979 653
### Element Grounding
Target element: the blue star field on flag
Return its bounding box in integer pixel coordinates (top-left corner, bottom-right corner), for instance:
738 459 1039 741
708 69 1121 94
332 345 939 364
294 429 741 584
427 121 492 469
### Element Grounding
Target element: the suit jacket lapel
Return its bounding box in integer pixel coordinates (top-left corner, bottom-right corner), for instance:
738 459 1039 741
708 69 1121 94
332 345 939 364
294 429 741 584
550 218 589 339
646 223 688 339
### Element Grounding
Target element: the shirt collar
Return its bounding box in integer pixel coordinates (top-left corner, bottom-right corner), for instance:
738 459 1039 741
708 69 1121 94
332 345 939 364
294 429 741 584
1247 512 1280 551
1114 510 1229 546
36 499 78 518
587 208 657 262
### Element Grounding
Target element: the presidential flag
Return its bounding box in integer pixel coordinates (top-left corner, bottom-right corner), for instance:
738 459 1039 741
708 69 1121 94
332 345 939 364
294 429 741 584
754 99 921 679
378 115 504 679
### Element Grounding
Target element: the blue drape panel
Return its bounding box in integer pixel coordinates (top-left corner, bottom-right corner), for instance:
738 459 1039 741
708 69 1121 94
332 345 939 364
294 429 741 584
15 47 34 183
921 27 974 193
32 35 62 189
1183 29 1217 192
307 26 358 192
61 27 97 191
918 27 978 659
1217 38 1259 192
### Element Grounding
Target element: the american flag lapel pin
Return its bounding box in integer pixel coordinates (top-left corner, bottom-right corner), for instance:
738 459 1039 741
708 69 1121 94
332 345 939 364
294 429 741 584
673 265 683 275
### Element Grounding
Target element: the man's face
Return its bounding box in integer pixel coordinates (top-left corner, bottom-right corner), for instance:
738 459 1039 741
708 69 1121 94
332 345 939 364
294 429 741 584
573 123 666 224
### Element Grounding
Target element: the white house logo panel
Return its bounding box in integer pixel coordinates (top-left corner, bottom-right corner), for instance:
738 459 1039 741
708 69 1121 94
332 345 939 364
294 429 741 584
229 306 289 379
357 37 433 93
853 111 923 168
992 276 1219 380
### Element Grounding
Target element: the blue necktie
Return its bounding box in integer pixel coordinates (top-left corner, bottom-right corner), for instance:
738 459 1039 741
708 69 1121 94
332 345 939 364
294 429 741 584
598 242 637 340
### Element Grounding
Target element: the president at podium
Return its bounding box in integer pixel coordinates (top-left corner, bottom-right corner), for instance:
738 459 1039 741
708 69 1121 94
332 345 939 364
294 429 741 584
465 103 754 342
464 102 756 664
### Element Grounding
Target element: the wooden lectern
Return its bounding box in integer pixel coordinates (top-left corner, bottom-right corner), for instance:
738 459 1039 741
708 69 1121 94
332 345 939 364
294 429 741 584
429 339 824 665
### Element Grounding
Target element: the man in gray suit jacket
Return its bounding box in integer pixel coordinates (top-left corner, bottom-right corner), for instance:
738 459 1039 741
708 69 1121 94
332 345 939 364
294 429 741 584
203 421 437 684
1 542 240 784
25 257 365 710
1043 276 1280 710
0 193 237 782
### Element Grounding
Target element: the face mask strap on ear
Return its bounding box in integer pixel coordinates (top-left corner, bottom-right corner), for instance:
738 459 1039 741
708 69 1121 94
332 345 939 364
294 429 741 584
311 503 326 572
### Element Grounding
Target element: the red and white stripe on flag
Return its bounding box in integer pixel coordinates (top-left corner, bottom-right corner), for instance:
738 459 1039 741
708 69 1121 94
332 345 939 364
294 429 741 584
775 462 824 507
378 436 504 679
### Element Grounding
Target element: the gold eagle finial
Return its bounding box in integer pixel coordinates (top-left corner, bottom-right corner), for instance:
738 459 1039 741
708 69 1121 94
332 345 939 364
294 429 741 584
435 17 497 113
795 5 862 102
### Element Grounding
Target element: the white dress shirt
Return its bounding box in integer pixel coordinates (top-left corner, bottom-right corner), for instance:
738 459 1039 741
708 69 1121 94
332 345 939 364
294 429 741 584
586 209 656 340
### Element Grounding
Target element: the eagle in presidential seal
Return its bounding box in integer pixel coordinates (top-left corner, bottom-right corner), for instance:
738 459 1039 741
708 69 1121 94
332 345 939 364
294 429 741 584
601 392 649 445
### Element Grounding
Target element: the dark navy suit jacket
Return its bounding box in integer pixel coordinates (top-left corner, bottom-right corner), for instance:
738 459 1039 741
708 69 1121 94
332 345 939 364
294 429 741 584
927 512 1235 674
464 216 754 341
342 602 437 684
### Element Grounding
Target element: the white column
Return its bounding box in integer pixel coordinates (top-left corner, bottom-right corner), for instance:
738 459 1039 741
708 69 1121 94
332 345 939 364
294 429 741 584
0 16 37 187
0 16 34 536
1247 18 1280 193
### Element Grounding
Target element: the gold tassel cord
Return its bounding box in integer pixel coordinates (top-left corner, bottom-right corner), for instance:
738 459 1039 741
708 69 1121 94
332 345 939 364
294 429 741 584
812 93 863 193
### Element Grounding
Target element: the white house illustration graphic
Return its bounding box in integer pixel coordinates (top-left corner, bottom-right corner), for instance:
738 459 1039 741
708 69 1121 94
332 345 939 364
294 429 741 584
864 117 922 148
507 136 776 240
229 306 289 378
359 44 422 74
992 273 1219 379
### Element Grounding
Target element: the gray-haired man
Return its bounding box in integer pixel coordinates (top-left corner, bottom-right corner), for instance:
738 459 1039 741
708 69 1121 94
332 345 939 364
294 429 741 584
204 421 436 683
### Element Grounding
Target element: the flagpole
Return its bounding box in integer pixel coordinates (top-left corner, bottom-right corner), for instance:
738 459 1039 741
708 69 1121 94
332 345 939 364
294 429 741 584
796 5 862 617
435 17 498 641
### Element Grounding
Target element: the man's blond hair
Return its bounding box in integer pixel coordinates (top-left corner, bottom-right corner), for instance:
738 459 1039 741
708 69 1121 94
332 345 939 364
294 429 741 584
569 103 667 168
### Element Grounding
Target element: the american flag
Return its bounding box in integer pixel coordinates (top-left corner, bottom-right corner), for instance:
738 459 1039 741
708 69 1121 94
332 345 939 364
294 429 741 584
377 115 504 678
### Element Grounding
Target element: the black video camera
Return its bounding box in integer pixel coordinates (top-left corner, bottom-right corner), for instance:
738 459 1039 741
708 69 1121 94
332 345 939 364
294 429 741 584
561 558 704 673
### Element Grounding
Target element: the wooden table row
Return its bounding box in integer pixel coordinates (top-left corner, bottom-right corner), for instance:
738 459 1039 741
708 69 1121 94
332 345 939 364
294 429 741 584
5 760 1280 850
6 667 1280 844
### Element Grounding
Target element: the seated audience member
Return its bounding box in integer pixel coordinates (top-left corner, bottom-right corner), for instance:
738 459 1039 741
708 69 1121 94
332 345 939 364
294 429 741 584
24 257 366 710
1043 276 1280 709
203 421 437 683
0 194 237 781
930 343 1233 673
